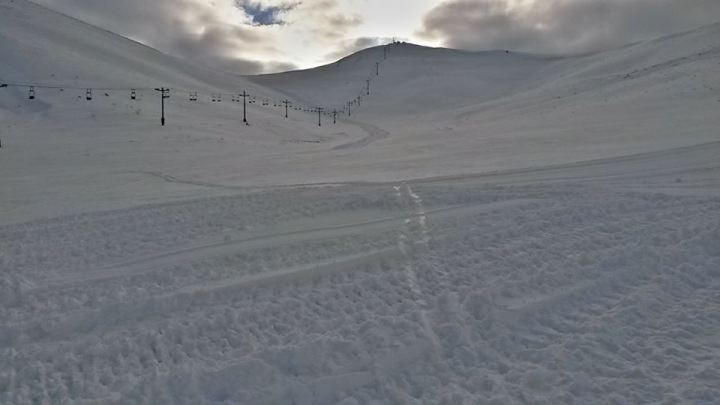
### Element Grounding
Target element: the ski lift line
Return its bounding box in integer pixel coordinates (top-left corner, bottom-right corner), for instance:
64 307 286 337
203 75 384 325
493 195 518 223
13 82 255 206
1 52 388 122
1 51 389 103
0 83 285 103
0 83 323 114
0 52 390 104
0 83 159 91
1 82 371 112
0 82 224 94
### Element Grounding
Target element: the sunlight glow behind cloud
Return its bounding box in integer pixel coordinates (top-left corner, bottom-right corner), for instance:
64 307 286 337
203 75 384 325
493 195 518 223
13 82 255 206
33 0 720 73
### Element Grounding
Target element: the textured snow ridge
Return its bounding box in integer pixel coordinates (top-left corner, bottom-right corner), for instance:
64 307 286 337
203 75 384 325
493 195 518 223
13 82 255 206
1 181 719 404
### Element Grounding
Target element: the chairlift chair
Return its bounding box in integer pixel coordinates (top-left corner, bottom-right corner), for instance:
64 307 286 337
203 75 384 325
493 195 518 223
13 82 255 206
86 88 93 101
131 89 137 100
28 86 35 100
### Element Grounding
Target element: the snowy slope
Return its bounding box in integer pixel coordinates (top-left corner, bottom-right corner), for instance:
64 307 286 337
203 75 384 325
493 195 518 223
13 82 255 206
0 0 268 99
2 165 719 404
1 0 720 403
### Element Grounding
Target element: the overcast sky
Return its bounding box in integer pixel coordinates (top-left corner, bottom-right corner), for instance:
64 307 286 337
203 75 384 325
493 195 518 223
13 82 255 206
33 0 720 74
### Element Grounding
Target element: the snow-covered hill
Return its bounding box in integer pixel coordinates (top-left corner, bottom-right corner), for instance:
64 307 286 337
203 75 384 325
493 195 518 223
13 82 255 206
256 24 720 179
0 0 270 99
1 0 719 403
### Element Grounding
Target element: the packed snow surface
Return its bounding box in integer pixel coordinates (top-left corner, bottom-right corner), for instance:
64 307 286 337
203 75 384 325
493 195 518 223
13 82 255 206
1 0 719 403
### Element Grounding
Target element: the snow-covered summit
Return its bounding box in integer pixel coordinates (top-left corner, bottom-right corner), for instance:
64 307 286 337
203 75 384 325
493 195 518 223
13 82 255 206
256 22 720 118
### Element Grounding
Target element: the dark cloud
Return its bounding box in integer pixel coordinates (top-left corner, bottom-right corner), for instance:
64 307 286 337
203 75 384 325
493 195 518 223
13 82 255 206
237 1 296 26
325 37 393 60
35 0 295 74
419 0 720 55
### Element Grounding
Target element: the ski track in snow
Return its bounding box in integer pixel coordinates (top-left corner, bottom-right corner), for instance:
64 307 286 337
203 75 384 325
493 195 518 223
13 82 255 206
394 184 442 362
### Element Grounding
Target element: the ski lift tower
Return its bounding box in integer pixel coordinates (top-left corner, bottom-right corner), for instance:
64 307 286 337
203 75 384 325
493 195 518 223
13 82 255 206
154 87 170 126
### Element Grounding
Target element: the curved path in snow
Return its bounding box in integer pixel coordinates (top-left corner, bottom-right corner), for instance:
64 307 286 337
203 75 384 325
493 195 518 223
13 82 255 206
332 118 390 150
